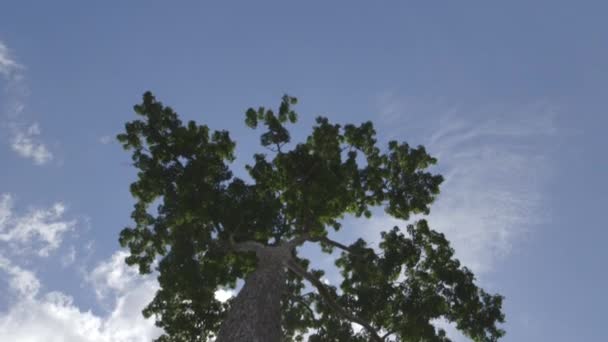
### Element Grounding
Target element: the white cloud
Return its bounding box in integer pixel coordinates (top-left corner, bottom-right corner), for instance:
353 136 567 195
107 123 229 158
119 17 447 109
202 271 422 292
0 41 21 77
0 286 163 342
87 250 142 300
0 40 53 165
0 192 166 341
88 249 235 304
0 293 106 342
0 255 40 298
0 250 163 342
0 194 11 227
373 95 556 274
0 193 76 257
0 41 25 124
11 122 53 164
102 280 164 342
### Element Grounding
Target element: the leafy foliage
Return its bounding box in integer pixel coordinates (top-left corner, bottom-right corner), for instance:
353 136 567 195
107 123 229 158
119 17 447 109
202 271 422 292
117 92 505 341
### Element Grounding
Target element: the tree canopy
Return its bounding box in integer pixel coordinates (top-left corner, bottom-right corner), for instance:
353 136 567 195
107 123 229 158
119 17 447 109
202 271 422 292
117 92 505 341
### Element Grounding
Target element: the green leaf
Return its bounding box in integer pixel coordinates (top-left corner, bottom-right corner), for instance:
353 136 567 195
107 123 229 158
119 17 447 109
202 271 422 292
245 108 258 128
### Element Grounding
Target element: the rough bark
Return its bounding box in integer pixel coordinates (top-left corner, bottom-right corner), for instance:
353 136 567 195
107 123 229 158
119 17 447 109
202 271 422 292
215 245 289 342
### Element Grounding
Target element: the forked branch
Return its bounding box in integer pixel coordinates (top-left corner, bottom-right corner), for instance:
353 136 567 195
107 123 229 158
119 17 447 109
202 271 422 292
286 258 383 342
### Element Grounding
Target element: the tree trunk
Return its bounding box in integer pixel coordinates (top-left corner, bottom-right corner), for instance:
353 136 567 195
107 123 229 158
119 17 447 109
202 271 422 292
215 245 288 342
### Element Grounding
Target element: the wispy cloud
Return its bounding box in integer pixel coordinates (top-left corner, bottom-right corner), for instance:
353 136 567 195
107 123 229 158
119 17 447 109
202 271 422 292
87 249 234 304
86 250 147 301
0 40 53 165
372 93 556 274
0 42 22 78
10 122 53 165
366 93 559 341
0 255 40 299
61 246 77 267
0 193 76 257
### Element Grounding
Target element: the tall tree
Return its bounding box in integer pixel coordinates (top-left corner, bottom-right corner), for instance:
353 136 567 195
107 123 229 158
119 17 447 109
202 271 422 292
117 92 505 342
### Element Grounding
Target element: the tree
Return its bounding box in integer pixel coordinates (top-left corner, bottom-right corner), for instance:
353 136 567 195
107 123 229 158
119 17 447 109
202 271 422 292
117 92 505 342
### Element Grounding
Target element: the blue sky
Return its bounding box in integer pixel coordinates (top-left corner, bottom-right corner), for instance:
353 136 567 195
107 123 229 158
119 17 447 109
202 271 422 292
0 2 606 341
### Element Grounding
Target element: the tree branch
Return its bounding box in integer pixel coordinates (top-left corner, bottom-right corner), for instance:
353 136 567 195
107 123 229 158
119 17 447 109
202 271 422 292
310 236 381 259
312 236 353 253
228 234 265 254
292 294 317 322
286 259 383 342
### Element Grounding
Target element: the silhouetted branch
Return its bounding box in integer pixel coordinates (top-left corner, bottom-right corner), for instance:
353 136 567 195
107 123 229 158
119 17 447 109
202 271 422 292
286 259 383 342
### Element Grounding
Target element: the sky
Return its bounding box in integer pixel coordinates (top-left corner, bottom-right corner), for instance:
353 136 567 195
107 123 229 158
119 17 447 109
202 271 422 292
0 1 606 341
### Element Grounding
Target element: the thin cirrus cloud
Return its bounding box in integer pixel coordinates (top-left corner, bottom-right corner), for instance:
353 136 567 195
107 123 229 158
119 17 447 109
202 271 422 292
362 93 559 342
371 93 557 274
0 40 53 165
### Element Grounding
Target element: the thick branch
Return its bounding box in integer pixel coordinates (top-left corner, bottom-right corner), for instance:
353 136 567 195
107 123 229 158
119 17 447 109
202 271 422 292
313 236 353 253
286 259 383 342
